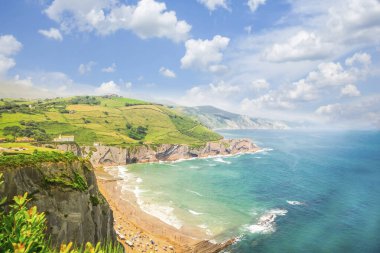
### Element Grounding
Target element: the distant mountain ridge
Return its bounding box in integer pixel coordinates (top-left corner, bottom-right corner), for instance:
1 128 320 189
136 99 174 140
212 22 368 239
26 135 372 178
178 105 290 130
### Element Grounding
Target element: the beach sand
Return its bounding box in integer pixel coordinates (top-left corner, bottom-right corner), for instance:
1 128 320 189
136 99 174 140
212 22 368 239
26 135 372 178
95 168 212 253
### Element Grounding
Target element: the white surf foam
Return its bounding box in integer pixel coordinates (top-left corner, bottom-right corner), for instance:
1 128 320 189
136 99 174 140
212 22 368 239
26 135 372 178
186 189 203 197
136 177 143 183
247 209 287 234
190 165 200 169
286 200 304 206
213 157 231 164
188 209 203 215
132 186 183 229
254 148 274 155
197 224 213 236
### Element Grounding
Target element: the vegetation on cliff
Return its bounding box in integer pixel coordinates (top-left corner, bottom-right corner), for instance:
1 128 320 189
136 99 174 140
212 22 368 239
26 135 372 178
0 173 123 253
0 96 222 146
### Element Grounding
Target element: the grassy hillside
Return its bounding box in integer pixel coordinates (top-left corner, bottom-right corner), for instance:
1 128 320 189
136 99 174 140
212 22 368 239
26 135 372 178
0 96 222 146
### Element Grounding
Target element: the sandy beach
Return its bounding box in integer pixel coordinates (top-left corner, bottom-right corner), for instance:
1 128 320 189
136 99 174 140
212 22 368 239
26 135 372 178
95 168 219 253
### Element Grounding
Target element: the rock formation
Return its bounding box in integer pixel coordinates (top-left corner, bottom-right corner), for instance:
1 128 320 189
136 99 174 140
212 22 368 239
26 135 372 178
57 138 259 165
0 160 117 246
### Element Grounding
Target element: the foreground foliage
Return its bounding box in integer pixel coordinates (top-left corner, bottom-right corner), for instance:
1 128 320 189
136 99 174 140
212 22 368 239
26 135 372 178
0 173 123 253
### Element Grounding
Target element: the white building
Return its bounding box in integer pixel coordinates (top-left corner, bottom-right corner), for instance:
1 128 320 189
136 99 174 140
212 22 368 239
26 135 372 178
53 134 75 142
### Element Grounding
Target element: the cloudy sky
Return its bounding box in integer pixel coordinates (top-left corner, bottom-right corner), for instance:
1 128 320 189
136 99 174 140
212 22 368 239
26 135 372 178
0 0 379 128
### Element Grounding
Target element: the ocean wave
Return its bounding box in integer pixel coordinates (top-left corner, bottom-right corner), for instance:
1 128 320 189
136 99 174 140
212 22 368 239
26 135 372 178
286 200 304 206
105 165 131 181
186 189 203 197
254 148 274 155
132 186 183 229
197 224 213 236
188 209 204 215
247 209 287 234
189 165 200 169
213 157 231 164
136 177 143 183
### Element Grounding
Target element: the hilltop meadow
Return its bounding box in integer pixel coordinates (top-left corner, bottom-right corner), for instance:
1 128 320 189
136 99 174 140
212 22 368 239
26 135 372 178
0 95 221 150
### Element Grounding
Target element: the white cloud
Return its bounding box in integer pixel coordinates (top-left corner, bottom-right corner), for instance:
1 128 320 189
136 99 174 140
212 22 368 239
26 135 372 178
345 52 371 66
0 35 22 77
78 61 96 75
44 0 191 42
95 80 121 95
209 81 240 95
239 52 371 112
38 28 63 41
328 0 380 42
0 35 22 56
341 84 361 97
159 67 176 78
198 0 228 11
0 71 77 98
125 81 132 89
306 62 355 87
316 103 340 115
102 63 117 73
0 56 16 77
247 0 266 12
315 95 380 128
263 31 332 62
181 35 230 72
250 79 269 90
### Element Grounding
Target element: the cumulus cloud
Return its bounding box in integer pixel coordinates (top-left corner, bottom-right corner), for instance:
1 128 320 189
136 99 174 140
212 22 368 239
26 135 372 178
240 52 371 112
78 61 96 75
315 95 380 128
44 0 191 42
179 81 241 109
159 67 176 78
101 63 117 73
0 71 77 99
250 79 270 91
0 35 22 77
263 31 332 62
95 80 121 95
345 52 371 66
198 0 228 11
328 0 380 43
341 84 361 97
38 28 63 41
247 0 266 12
181 35 230 72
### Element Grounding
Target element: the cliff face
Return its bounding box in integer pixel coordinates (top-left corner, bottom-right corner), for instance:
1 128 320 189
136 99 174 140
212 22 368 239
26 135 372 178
0 160 116 246
57 138 259 165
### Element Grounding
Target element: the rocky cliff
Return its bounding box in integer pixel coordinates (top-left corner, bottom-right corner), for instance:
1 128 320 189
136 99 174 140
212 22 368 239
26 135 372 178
178 105 290 130
0 158 116 246
57 138 260 165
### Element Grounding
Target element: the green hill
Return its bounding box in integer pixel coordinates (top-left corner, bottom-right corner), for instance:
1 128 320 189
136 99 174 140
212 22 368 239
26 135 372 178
0 95 222 146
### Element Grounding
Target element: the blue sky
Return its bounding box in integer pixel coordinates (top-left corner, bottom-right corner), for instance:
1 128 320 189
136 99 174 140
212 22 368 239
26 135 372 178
0 0 379 128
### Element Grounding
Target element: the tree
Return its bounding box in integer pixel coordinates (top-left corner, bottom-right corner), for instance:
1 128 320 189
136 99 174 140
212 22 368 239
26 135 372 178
3 126 21 141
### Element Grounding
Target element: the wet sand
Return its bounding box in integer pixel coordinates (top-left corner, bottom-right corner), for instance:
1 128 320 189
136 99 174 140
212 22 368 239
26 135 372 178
95 168 210 253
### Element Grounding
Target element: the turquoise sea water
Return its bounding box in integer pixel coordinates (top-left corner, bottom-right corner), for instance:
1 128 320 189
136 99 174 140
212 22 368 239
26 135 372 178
110 130 380 252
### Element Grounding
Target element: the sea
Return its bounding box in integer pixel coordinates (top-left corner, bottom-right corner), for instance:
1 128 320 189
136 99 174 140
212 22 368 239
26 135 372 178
105 130 380 252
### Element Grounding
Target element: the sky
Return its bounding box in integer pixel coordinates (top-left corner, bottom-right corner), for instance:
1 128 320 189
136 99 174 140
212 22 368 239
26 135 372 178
0 0 379 129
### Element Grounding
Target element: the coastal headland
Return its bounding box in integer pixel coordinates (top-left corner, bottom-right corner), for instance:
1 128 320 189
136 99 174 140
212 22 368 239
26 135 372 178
60 138 260 252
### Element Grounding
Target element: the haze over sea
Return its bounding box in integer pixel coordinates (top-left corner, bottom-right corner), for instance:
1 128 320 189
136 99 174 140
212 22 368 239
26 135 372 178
109 130 380 252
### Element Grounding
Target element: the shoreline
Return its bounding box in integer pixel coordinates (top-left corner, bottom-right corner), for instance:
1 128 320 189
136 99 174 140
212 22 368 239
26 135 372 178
94 150 261 252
